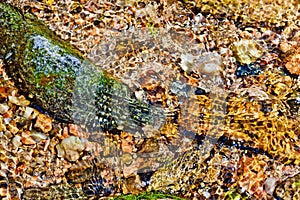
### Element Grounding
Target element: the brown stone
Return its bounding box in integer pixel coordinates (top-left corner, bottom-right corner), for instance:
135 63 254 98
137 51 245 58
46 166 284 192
121 132 134 153
68 124 88 138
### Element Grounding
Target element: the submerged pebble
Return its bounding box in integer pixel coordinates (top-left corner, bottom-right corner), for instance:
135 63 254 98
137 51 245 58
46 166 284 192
8 96 30 106
34 114 52 133
180 51 223 76
235 63 262 77
12 135 21 148
0 104 9 115
232 39 262 64
21 131 36 145
23 107 34 119
30 131 48 142
56 136 85 162
285 53 300 75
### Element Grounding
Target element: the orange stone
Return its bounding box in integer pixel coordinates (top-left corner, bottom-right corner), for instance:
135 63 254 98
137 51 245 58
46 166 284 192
121 139 133 153
285 53 300 75
34 114 52 133
21 131 36 145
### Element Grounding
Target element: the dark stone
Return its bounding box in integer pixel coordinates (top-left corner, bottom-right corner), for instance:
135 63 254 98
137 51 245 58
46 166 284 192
194 87 208 95
235 63 261 77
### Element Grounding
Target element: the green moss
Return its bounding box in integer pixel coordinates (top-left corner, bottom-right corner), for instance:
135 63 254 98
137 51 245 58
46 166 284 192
224 188 249 200
0 2 157 132
292 180 300 189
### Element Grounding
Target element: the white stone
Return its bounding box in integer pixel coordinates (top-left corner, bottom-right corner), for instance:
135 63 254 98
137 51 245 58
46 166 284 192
0 104 9 114
56 136 85 162
12 135 21 148
23 107 34 119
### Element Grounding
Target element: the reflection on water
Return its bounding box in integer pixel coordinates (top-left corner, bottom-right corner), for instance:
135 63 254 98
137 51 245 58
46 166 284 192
88 28 227 178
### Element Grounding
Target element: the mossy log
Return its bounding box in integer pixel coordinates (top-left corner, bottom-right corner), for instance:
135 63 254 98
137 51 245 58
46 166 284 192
0 2 161 132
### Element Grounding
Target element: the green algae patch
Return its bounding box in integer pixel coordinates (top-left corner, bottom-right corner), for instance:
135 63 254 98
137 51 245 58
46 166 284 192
0 2 159 132
225 188 249 200
113 192 186 200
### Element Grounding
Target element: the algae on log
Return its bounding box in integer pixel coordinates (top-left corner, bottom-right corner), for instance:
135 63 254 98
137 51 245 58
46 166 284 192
0 2 162 133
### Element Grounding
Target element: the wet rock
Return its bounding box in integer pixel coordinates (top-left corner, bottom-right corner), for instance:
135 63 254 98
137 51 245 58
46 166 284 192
169 81 191 99
279 41 295 53
196 52 223 76
12 135 21 148
0 104 9 115
120 132 134 153
180 53 196 72
233 39 262 64
30 131 48 142
34 114 52 133
137 171 155 188
285 53 300 75
68 124 88 138
287 97 300 116
194 87 208 96
0 3 155 134
8 96 30 106
56 136 84 162
235 63 261 77
122 175 143 194
180 51 223 76
264 177 277 195
0 117 6 132
23 107 34 119
122 153 133 166
21 131 36 145
136 138 159 153
7 122 19 134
